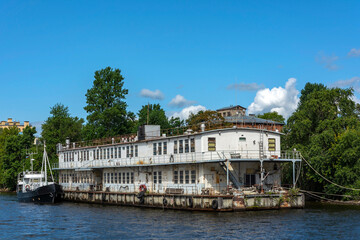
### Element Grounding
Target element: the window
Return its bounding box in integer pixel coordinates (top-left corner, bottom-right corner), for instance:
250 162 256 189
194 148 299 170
111 173 114 183
131 145 134 157
107 148 110 159
158 171 162 184
114 173 117 184
174 171 178 184
93 150 95 160
154 172 157 184
268 138 276 151
185 139 189 153
158 142 162 155
163 142 167 155
115 147 117 158
135 145 138 157
118 147 121 158
126 146 130 158
239 137 246 141
191 170 196 184
100 149 103 159
127 172 130 184
111 148 113 158
131 172 134 184
118 172 121 183
97 149 99 160
174 141 178 154
179 170 184 184
191 138 195 152
208 138 216 151
123 172 126 184
179 140 183 153
185 170 189 184
153 143 157 155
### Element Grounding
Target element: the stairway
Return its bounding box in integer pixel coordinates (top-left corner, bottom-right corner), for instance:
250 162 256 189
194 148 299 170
219 161 241 189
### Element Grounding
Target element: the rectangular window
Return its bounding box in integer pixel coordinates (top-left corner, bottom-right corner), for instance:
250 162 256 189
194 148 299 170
154 171 157 184
135 145 138 157
130 145 134 157
163 142 167 155
208 138 216 151
191 170 196 184
104 173 106 184
239 137 246 142
126 146 129 158
111 148 113 158
127 172 130 184
111 173 114 183
131 172 134 184
114 173 117 184
153 143 157 155
118 147 121 158
179 140 183 153
115 147 117 158
174 171 178 184
122 172 126 184
185 170 189 184
93 150 95 160
245 174 256 186
107 149 110 159
268 138 276 151
97 149 99 160
179 170 184 184
158 171 162 184
191 138 195 152
158 142 162 155
185 139 189 153
174 141 178 154
107 173 110 184
100 149 103 159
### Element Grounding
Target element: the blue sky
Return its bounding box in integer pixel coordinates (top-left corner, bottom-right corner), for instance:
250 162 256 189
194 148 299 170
1 1 360 132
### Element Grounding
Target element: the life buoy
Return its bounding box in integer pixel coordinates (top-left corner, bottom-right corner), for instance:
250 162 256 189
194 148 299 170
139 184 147 192
212 199 218 209
25 185 31 191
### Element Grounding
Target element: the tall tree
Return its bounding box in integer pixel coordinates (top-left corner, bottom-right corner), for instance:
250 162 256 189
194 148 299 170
42 103 83 162
186 110 224 127
137 104 170 130
84 67 134 139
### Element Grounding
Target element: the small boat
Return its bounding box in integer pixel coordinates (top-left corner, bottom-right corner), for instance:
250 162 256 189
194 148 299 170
17 144 64 203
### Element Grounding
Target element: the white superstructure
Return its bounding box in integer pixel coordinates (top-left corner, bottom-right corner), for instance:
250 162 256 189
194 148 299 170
55 125 301 195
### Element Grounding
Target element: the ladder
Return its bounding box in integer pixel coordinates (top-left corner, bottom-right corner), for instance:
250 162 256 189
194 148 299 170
259 130 264 159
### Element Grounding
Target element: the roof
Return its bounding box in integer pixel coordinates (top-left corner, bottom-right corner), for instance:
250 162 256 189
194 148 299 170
216 105 246 111
224 115 284 125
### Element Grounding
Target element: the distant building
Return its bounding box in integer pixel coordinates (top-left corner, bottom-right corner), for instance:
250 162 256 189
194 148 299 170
216 105 246 117
0 118 30 132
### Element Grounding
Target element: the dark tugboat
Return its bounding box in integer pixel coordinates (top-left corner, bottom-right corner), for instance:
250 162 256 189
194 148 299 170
17 144 64 203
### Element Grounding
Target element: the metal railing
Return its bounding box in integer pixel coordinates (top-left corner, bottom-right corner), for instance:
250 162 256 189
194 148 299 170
53 150 301 170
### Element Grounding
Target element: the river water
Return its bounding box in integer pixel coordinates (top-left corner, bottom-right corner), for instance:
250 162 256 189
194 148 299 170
0 192 359 239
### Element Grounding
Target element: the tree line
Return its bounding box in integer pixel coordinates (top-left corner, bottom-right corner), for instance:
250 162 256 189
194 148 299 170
1 66 360 198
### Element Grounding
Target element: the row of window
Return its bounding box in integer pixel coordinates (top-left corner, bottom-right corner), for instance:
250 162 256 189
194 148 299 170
104 172 134 184
174 170 196 184
174 138 195 154
60 173 93 184
64 145 139 162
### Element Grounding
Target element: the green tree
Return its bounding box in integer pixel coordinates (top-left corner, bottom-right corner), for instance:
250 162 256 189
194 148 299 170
256 111 285 124
186 110 224 127
283 83 360 196
42 103 84 162
84 67 134 139
169 116 185 129
137 104 170 130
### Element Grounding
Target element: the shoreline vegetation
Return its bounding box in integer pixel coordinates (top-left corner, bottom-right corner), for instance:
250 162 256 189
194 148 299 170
1 67 360 205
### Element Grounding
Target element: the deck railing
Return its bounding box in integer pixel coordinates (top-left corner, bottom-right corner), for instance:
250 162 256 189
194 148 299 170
53 150 301 170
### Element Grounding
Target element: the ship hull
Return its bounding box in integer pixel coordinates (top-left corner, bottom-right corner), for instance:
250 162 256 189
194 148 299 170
17 183 64 203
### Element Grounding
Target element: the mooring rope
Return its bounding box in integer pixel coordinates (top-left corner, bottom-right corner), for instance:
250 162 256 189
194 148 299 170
300 153 360 191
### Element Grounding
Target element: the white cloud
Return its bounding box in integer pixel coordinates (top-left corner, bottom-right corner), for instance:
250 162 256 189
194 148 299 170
227 83 265 91
248 78 299 119
348 48 360 57
170 105 206 120
331 76 360 92
168 94 196 108
316 52 339 70
140 89 164 100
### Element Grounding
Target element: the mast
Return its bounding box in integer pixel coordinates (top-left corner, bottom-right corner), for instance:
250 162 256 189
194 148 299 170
44 142 47 184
